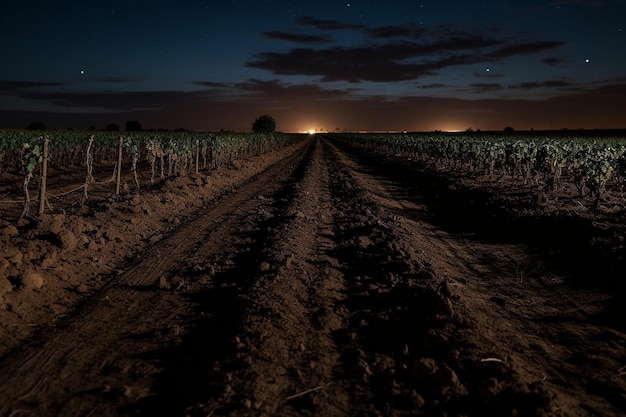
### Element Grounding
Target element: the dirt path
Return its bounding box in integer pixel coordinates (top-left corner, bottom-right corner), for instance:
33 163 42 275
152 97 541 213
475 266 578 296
0 137 625 416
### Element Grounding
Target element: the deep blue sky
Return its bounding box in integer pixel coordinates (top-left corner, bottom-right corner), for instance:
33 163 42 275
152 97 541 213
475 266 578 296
1 0 625 132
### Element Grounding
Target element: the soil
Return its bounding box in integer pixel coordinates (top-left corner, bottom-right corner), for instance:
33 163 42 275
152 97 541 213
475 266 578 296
0 136 625 416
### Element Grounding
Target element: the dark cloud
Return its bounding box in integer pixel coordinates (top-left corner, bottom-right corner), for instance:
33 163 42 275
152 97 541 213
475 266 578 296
248 37 512 83
2 81 625 132
194 80 229 88
294 16 364 31
549 0 625 7
249 17 564 83
470 83 505 93
232 79 350 101
510 80 574 90
14 89 211 111
486 41 565 59
365 24 426 39
0 80 64 92
417 83 449 89
95 77 137 83
542 57 564 66
262 31 332 43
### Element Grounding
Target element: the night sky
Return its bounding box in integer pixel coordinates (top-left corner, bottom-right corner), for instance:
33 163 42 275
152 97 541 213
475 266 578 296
1 0 625 132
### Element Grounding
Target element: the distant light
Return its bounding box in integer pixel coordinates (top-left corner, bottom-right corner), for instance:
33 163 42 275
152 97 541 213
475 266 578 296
80 69 85 74
585 59 590 63
486 68 491 72
308 129 316 135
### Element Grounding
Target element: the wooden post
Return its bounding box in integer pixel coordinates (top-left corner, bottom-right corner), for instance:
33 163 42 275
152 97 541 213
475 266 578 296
37 135 49 216
195 139 200 175
115 136 123 195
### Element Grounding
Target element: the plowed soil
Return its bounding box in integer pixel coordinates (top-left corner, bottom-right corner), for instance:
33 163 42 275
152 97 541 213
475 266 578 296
1 137 625 417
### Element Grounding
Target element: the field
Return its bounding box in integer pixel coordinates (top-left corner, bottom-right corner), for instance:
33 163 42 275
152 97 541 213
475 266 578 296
1 132 625 416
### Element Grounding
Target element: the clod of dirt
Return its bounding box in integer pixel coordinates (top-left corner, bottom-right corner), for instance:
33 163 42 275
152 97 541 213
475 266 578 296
158 276 170 290
434 362 466 395
76 283 89 294
0 258 10 275
1 225 18 237
38 213 65 234
60 230 78 251
21 270 44 289
258 262 272 272
0 276 12 295
5 247 23 265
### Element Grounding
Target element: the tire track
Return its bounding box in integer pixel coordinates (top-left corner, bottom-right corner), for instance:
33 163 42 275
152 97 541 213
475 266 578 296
323 139 557 417
197 139 351 416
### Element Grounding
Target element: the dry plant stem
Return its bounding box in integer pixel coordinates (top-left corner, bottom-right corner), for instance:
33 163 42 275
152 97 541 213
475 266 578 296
115 136 123 195
132 156 140 193
20 172 33 219
37 136 49 217
81 136 95 204
284 382 332 401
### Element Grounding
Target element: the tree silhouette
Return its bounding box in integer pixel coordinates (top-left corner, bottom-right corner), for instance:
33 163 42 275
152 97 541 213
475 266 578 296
252 114 276 133
504 126 515 132
106 123 120 131
125 120 142 131
26 121 46 130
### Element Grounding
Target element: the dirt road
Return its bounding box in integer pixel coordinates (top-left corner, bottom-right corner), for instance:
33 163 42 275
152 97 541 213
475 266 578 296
0 137 624 416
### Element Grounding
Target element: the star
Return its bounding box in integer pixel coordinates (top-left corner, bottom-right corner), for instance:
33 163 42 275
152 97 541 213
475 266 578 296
80 70 85 74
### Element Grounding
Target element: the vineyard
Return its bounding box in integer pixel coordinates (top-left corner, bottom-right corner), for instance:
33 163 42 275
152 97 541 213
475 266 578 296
0 130 304 220
338 132 626 206
0 132 625 417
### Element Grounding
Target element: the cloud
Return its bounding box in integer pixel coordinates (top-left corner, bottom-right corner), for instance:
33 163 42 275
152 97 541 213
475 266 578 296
365 24 426 39
549 0 625 7
232 79 351 101
12 89 211 112
509 80 574 90
249 19 564 83
2 80 625 132
470 83 505 93
262 31 332 43
417 83 449 89
194 80 229 88
486 41 565 59
542 57 564 66
294 16 365 31
0 80 64 92
95 77 137 83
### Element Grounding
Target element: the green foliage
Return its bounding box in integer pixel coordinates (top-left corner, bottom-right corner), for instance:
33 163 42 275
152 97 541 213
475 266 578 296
21 141 42 174
339 132 626 204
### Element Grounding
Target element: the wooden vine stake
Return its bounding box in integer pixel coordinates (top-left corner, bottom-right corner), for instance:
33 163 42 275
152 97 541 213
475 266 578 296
37 135 49 216
115 136 123 195
195 139 200 175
